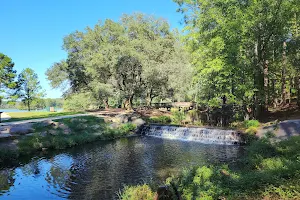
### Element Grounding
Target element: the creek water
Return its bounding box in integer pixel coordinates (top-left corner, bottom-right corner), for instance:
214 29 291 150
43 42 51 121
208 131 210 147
0 136 243 200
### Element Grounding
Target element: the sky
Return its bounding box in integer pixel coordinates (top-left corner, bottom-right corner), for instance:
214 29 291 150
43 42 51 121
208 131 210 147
1 0 183 98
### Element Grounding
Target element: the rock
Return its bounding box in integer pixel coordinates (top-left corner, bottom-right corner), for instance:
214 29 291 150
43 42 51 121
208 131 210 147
104 118 113 123
63 128 71 135
114 114 129 123
131 118 145 127
109 123 120 129
9 126 34 135
39 120 59 128
58 123 68 130
48 130 58 135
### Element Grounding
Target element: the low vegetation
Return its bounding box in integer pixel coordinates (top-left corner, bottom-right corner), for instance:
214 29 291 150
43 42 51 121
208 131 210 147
121 136 300 199
119 184 155 200
148 116 172 124
5 111 84 122
0 116 137 162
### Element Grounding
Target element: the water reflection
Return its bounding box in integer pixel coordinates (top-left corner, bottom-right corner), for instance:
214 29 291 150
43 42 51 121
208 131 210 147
0 137 242 200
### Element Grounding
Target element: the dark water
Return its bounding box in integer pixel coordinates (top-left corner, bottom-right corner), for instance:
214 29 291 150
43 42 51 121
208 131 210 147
0 136 242 200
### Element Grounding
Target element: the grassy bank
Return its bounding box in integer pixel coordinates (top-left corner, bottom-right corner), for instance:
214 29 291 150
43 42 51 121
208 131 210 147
0 116 136 162
120 136 300 199
5 111 84 122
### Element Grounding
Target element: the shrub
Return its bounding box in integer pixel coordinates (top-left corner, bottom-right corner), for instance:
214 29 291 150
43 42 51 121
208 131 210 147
171 110 186 124
245 126 258 135
149 116 172 124
187 109 198 122
119 123 137 134
244 120 260 128
119 184 155 200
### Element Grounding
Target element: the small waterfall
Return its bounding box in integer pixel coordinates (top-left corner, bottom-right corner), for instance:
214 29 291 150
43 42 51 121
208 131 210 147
141 125 243 145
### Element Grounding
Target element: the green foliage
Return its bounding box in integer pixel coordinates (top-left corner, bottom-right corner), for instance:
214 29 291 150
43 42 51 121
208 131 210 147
0 148 19 163
46 13 192 109
245 126 258 135
244 120 260 128
118 123 137 134
174 0 299 117
17 68 44 111
148 116 172 124
63 92 96 111
119 184 155 200
0 53 18 105
171 110 186 124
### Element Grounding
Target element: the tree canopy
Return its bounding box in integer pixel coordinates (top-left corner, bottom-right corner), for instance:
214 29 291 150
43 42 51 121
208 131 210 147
0 53 18 105
17 68 44 111
46 13 192 110
174 0 300 117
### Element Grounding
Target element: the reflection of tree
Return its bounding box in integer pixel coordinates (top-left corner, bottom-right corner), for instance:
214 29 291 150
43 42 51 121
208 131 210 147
20 159 41 177
0 170 15 195
67 138 148 200
45 166 71 189
45 156 73 189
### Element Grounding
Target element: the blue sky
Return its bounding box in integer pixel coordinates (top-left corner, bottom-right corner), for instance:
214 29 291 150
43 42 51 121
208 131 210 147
1 0 183 98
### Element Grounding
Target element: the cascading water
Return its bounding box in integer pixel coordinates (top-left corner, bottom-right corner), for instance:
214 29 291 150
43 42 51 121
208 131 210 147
141 125 243 145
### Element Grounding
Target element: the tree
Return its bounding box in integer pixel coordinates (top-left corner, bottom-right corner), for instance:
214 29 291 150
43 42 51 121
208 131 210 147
0 53 18 105
17 68 44 111
174 0 297 118
46 13 191 110
114 55 143 109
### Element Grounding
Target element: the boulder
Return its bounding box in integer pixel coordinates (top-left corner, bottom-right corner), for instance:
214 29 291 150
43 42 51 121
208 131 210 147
48 130 58 135
132 118 145 127
9 126 34 135
109 123 120 129
38 120 60 128
113 114 129 123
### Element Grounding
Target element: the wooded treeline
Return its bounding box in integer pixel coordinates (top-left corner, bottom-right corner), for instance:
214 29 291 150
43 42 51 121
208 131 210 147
175 0 300 118
46 13 192 110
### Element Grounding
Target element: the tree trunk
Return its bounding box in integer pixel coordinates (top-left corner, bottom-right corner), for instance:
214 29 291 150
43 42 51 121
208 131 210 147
146 89 153 107
264 60 269 107
103 98 109 110
27 100 31 111
124 95 134 110
282 41 287 106
296 76 300 107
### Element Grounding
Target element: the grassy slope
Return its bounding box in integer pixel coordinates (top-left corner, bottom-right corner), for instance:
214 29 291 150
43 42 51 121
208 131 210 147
0 116 136 162
5 111 84 122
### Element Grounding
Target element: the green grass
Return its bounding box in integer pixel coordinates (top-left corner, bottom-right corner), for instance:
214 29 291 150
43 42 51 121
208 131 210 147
0 116 137 161
122 136 300 199
5 111 84 122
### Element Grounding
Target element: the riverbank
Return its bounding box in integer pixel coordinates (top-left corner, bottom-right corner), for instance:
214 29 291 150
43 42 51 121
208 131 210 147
0 115 141 164
120 136 300 199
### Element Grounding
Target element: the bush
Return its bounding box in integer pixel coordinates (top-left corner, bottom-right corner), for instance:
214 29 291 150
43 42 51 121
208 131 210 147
245 126 258 135
119 184 155 200
171 111 186 124
244 120 260 128
149 116 172 124
118 123 137 134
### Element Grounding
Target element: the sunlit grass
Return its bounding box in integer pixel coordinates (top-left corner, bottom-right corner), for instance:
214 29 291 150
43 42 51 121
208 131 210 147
5 111 85 122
